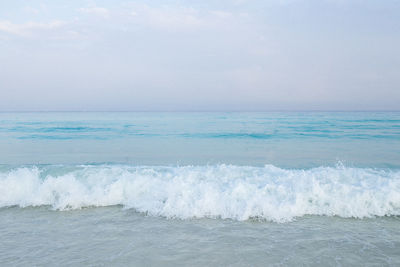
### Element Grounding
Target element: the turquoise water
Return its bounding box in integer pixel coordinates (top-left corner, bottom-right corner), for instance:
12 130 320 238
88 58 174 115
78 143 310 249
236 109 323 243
1 112 399 167
1 112 400 266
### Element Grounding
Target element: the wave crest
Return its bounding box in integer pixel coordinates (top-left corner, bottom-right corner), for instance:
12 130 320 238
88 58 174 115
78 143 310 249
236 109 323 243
1 165 399 222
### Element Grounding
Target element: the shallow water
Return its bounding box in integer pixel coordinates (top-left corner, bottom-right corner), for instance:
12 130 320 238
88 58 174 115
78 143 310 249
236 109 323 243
0 112 399 266
1 207 399 266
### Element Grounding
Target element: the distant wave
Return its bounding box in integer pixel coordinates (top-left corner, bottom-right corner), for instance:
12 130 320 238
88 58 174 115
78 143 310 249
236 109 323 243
0 164 399 222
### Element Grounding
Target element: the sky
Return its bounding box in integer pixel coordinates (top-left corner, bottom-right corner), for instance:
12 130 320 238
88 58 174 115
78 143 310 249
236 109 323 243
0 0 399 111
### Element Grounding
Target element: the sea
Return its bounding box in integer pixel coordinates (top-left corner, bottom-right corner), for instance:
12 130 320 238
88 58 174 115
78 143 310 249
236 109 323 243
0 112 399 266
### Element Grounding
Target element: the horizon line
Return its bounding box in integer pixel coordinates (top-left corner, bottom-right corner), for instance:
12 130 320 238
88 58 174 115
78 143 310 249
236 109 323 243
0 110 399 113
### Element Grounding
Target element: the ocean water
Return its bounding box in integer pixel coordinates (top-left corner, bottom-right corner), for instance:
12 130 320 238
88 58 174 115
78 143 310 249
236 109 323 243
0 112 399 266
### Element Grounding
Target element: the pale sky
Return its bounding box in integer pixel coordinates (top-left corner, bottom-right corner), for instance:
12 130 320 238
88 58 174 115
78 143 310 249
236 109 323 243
0 0 399 111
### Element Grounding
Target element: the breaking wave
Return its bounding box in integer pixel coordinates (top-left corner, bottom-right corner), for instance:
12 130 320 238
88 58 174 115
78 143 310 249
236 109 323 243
1 164 399 222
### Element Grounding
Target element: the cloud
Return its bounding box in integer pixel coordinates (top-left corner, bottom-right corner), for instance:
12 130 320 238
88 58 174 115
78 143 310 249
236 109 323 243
125 5 240 32
1 1 398 111
0 20 66 37
78 7 110 18
128 6 204 31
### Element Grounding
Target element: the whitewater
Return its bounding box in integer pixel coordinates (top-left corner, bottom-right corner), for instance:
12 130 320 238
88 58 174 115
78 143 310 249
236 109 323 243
1 164 399 222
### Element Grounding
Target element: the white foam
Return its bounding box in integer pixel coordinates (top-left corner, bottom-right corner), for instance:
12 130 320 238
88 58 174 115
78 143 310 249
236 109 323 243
0 165 399 222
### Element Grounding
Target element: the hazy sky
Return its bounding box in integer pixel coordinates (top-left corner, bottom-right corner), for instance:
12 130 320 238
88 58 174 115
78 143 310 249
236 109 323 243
0 0 399 111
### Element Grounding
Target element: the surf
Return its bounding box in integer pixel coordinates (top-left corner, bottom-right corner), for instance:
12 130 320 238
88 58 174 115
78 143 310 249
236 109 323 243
0 164 399 222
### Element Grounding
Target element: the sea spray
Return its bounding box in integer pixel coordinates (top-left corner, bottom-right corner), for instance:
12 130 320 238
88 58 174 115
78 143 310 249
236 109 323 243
1 164 399 222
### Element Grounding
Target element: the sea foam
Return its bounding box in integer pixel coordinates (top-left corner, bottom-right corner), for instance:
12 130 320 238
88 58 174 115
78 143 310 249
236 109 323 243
0 165 399 222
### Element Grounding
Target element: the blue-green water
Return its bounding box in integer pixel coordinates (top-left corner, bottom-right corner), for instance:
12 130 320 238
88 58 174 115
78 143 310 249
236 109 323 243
0 112 399 266
1 112 399 168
